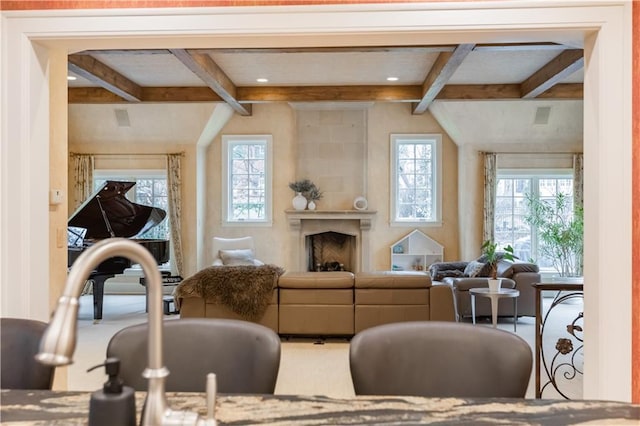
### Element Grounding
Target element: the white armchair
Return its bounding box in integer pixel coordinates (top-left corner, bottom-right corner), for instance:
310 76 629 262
212 236 264 266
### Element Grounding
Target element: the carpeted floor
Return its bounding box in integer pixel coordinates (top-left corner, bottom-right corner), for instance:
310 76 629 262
57 294 583 400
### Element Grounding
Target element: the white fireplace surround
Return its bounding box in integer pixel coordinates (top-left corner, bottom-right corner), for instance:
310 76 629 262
286 210 376 272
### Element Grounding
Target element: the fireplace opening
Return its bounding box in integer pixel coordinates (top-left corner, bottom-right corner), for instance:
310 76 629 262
306 231 356 272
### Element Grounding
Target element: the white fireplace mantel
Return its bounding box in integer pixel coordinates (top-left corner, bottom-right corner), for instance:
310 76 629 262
285 209 377 230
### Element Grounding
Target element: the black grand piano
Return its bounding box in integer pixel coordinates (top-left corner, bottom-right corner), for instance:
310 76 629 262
68 180 170 320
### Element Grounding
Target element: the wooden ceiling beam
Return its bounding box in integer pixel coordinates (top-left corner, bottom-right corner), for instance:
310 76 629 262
68 87 224 103
412 43 475 114
436 84 522 100
68 54 142 102
520 49 584 99
537 83 583 99
436 83 583 100
68 87 128 103
69 84 584 104
169 49 251 116
237 85 421 102
141 87 224 102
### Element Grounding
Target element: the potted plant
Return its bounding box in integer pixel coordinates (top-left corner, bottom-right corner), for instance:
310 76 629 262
524 192 583 279
306 184 323 211
481 240 515 292
289 179 314 210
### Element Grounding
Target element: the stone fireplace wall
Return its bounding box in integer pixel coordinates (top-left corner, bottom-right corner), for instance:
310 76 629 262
294 106 368 209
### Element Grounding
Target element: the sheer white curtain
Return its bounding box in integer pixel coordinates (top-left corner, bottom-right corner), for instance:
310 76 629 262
71 154 94 209
167 154 184 277
483 153 497 243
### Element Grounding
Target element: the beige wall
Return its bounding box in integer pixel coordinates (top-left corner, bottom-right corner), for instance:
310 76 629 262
205 103 297 270
207 102 461 271
68 101 462 273
366 103 460 266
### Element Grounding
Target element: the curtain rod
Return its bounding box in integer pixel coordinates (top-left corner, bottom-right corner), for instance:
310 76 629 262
70 152 184 156
486 151 582 155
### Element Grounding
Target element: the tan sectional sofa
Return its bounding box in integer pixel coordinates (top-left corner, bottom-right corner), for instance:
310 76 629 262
278 271 355 336
178 288 279 333
354 271 456 333
177 270 458 336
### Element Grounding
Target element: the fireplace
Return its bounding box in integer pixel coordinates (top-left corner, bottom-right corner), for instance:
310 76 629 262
307 231 356 272
286 210 376 272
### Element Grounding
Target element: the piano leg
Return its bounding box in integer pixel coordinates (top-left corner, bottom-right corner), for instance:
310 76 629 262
91 274 113 320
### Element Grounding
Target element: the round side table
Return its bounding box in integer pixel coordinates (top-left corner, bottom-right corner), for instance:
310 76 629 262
469 287 520 331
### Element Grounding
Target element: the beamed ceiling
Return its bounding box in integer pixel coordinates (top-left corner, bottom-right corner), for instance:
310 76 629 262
68 42 584 150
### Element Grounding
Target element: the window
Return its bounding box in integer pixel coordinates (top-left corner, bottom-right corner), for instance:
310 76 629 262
494 171 573 272
390 134 442 225
93 170 169 241
222 135 272 225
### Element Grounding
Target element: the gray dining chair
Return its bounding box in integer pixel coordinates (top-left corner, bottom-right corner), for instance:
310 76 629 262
349 321 532 398
1 318 55 389
106 318 281 393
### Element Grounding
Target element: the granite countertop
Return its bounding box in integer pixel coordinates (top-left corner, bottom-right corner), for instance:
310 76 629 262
1 390 639 425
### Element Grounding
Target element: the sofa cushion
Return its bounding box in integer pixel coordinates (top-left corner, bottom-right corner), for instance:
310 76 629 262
279 288 352 304
497 260 540 278
355 288 429 305
278 271 354 289
219 248 255 266
354 271 431 289
431 269 465 282
463 260 486 277
428 261 468 281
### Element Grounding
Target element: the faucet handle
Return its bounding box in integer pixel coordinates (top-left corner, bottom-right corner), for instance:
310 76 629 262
205 373 217 425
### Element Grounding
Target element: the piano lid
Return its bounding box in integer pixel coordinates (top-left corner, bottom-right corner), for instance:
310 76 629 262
68 180 167 240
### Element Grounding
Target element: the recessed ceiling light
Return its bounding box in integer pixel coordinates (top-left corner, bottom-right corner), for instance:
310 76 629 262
67 75 77 81
386 77 399 82
256 78 269 83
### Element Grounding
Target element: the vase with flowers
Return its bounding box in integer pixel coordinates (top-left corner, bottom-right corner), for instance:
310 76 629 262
306 185 323 210
289 179 314 210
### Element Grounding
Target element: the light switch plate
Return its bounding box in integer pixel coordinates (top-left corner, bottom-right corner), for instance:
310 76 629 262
50 189 64 205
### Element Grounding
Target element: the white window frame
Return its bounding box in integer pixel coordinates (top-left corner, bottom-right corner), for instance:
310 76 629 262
390 134 442 226
222 134 273 226
495 169 574 274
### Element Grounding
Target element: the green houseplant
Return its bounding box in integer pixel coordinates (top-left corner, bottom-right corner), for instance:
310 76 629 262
524 192 583 278
481 240 515 280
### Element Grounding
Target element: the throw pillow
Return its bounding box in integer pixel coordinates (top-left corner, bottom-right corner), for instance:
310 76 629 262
464 260 486 277
432 269 465 281
219 248 255 266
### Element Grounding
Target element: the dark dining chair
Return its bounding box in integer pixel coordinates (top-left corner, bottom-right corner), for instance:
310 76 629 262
1 318 55 389
107 318 281 393
349 321 532 398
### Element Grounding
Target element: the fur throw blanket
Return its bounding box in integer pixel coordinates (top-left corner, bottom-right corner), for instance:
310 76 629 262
174 264 285 321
